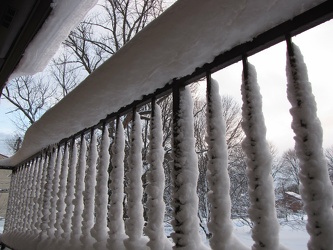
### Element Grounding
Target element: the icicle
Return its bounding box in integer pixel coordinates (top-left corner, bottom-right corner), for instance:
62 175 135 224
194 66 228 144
61 140 78 242
144 103 169 250
80 131 98 248
69 136 87 246
286 40 333 250
241 59 281 250
124 112 146 250
91 125 110 250
107 119 127 249
206 77 243 250
54 144 70 239
171 86 206 249
47 147 63 237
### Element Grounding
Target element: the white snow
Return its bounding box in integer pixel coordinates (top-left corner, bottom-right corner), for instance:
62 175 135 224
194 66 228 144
171 86 207 250
206 78 247 250
0 0 325 167
107 120 127 249
69 138 86 246
91 126 110 250
286 41 333 250
124 112 146 250
144 104 170 250
241 61 282 249
80 132 98 249
8 0 98 80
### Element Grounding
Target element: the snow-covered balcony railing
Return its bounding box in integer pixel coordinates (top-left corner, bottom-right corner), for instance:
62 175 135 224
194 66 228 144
1 1 333 250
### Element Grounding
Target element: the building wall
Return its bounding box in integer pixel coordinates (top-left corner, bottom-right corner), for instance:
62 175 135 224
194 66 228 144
0 154 10 218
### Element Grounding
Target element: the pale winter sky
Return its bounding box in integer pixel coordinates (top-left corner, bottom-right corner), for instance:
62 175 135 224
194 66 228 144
0 19 332 157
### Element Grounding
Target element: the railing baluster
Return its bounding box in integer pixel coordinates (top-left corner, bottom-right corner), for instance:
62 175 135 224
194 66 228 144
205 73 236 249
70 135 87 247
80 130 98 248
54 143 69 239
61 139 78 242
91 124 110 250
171 85 204 249
286 36 333 250
107 117 126 249
124 110 145 249
241 56 280 249
48 146 63 237
144 99 169 250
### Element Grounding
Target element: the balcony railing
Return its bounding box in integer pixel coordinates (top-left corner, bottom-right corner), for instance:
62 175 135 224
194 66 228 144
0 1 333 250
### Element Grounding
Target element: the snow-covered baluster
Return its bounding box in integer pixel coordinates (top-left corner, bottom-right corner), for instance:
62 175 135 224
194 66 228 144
80 130 98 248
124 111 146 250
286 38 333 250
205 75 238 249
23 159 37 231
171 86 205 249
241 57 281 250
107 118 126 249
35 153 49 232
37 147 57 247
61 139 78 243
54 144 70 239
31 155 43 233
8 167 20 232
69 135 87 246
17 164 29 232
91 125 110 250
20 162 32 231
144 101 169 250
47 146 63 237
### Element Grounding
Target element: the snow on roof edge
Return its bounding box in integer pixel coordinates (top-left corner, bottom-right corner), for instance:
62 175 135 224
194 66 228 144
8 0 98 80
1 0 325 167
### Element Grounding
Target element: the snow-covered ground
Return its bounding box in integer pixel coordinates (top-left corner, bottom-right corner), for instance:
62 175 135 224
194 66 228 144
164 220 309 250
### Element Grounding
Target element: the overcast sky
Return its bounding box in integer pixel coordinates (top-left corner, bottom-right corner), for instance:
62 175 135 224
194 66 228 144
0 19 332 157
211 19 333 155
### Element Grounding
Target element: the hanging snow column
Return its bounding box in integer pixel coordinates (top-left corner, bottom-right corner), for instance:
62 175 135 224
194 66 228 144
205 75 239 250
80 130 98 249
69 136 87 247
91 125 110 250
124 111 146 250
144 101 169 250
241 57 281 250
107 118 126 249
286 38 333 250
171 86 205 249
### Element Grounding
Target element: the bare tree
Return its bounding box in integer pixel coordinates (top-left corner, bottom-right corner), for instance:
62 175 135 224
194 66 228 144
63 0 169 75
279 149 300 193
2 76 56 132
50 52 82 99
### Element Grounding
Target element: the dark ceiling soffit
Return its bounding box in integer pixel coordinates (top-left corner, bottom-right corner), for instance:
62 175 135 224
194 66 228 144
0 0 53 96
1 0 333 170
